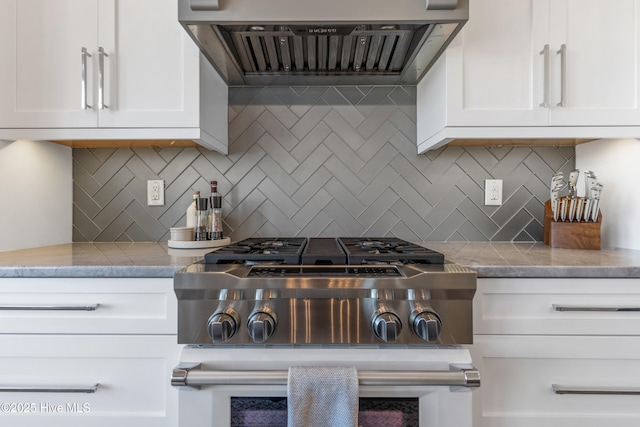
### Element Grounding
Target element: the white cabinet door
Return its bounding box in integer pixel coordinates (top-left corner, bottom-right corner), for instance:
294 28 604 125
0 0 99 128
0 278 177 335
471 278 640 427
0 0 199 131
474 278 640 336
447 0 640 127
444 0 549 127
417 0 640 151
97 0 199 129
470 335 640 427
0 335 180 427
548 0 640 125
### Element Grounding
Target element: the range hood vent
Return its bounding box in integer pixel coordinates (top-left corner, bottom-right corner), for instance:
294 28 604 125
229 25 417 75
180 0 468 86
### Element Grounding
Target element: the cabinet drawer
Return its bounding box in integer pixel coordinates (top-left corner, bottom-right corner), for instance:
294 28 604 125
470 335 640 427
0 278 176 334
475 278 640 336
0 334 180 427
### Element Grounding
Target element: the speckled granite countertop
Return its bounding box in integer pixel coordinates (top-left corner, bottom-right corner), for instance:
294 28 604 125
0 242 639 279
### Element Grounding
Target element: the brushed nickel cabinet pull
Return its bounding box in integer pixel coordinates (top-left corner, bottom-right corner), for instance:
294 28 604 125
553 384 640 395
556 44 567 107
539 44 550 107
553 304 640 312
0 384 98 393
0 304 99 311
98 47 109 109
81 47 92 110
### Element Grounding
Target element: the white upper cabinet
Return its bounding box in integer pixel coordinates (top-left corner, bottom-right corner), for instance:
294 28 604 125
549 0 640 125
0 0 101 128
0 0 228 152
97 0 199 129
417 0 640 152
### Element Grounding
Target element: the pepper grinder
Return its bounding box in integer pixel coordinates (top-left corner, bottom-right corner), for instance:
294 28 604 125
195 197 209 241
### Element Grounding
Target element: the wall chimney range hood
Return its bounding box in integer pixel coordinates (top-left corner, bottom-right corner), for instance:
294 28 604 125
178 0 468 86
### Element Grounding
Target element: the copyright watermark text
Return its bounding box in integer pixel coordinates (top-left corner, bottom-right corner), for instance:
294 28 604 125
1 402 90 414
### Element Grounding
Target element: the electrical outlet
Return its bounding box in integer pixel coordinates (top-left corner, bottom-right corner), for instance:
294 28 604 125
147 180 164 206
485 179 503 206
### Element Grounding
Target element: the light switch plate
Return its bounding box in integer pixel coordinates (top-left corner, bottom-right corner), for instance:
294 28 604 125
147 180 164 206
485 179 503 206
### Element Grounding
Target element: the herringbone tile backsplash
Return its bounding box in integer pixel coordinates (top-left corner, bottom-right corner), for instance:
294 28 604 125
73 86 575 243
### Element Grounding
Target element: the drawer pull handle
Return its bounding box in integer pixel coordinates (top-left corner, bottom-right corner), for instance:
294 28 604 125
553 304 640 312
0 304 99 311
0 384 98 394
553 384 640 395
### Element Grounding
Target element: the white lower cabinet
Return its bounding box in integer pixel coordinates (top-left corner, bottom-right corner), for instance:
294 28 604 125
0 278 177 335
470 335 640 427
471 278 640 427
0 278 180 427
0 335 181 427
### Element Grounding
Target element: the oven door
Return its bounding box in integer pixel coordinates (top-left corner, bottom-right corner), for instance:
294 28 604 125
172 347 479 427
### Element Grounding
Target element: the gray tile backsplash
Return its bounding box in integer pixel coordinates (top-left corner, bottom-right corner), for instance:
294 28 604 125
72 86 575 243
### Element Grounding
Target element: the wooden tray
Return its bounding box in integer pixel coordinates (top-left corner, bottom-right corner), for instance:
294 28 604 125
543 200 601 250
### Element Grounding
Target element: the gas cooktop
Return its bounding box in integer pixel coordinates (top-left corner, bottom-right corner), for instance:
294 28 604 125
175 237 476 347
203 237 445 265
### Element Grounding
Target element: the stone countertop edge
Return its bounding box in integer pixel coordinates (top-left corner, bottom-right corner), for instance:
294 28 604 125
0 242 639 279
425 242 640 279
465 265 640 278
0 265 182 278
0 242 200 278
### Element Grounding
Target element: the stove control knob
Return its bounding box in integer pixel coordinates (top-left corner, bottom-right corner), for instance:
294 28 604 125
411 310 442 342
207 309 239 343
247 310 277 343
372 311 402 343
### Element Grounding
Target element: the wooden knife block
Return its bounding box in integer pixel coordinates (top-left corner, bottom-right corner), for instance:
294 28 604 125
543 200 601 250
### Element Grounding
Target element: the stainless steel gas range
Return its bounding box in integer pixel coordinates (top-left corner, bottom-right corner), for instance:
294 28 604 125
172 237 479 427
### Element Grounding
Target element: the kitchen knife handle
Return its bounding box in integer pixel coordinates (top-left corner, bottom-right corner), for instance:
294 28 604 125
556 44 567 107
81 47 92 110
539 45 550 107
583 198 592 222
98 47 109 110
553 384 640 396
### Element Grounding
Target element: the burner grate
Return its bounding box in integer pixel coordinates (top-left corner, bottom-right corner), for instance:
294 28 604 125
339 237 445 265
204 238 307 264
203 237 444 265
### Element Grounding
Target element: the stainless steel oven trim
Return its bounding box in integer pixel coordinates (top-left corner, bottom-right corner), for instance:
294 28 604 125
171 363 480 390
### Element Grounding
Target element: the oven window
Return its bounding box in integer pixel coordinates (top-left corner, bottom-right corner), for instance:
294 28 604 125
231 397 419 427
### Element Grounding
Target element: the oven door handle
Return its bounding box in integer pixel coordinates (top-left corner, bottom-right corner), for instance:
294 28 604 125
171 363 480 390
